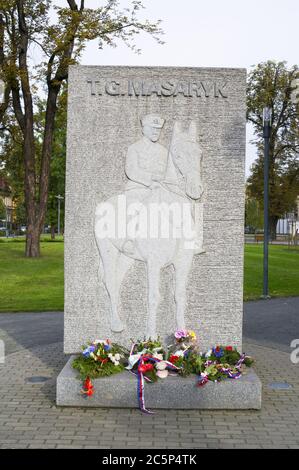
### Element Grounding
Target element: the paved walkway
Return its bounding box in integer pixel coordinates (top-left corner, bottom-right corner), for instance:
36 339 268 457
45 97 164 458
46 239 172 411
243 296 299 353
0 297 298 449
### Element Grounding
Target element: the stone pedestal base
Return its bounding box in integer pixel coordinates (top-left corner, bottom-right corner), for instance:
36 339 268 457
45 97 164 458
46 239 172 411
56 356 262 409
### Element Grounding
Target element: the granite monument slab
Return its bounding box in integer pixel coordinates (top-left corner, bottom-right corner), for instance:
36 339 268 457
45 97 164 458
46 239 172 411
64 65 246 353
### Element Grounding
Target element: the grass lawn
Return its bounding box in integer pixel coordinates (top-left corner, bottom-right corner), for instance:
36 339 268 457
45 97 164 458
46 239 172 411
0 238 298 311
244 244 299 300
0 237 64 312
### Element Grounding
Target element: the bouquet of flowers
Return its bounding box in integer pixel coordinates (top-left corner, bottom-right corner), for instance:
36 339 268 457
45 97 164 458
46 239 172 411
167 330 253 384
126 337 179 382
72 339 128 381
72 331 254 409
166 329 198 371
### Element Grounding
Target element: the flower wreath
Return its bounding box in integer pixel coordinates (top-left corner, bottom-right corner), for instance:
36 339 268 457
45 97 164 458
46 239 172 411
73 330 253 414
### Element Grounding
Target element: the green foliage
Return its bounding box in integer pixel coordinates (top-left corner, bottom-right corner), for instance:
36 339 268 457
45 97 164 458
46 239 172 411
45 87 67 230
0 197 6 220
14 201 26 226
178 353 202 377
72 355 124 380
72 340 127 379
0 109 24 217
178 346 251 381
0 0 163 255
244 356 254 367
144 369 158 383
245 197 263 232
209 347 241 365
135 337 163 353
247 61 299 237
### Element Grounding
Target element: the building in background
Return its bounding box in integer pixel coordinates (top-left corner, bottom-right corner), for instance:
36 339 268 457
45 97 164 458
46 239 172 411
276 195 299 236
0 177 15 234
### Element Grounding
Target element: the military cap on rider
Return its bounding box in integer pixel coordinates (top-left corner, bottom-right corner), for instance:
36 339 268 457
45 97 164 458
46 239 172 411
141 114 165 128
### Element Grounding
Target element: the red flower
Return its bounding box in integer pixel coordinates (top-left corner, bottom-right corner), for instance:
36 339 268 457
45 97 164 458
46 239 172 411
138 363 154 373
98 357 108 364
169 355 180 364
215 346 221 352
225 346 233 351
82 376 94 397
84 377 93 390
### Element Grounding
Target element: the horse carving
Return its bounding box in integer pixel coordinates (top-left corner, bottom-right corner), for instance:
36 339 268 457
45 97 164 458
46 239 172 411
95 115 204 339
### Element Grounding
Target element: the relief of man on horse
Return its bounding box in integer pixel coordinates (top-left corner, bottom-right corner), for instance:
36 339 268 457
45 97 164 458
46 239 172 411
95 113 205 338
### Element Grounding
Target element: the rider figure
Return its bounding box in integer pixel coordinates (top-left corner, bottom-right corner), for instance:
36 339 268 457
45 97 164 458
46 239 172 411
125 114 176 191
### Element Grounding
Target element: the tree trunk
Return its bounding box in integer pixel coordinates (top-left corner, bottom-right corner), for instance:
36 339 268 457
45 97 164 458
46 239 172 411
10 1 76 257
51 224 56 240
269 216 278 241
25 224 40 257
16 0 41 257
38 85 60 232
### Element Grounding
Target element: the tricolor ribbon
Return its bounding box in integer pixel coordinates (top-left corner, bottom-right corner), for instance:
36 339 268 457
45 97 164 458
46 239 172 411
127 353 181 414
137 357 154 415
236 353 246 369
198 353 247 385
197 372 209 387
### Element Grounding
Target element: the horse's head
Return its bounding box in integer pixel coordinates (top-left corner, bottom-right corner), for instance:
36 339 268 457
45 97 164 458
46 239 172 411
170 121 203 200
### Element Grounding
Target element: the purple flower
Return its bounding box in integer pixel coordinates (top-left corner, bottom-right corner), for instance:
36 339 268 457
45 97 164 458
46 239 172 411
104 344 111 351
82 345 96 357
175 329 188 340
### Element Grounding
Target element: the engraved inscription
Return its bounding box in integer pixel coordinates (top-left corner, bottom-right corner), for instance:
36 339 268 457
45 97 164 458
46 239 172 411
87 79 228 98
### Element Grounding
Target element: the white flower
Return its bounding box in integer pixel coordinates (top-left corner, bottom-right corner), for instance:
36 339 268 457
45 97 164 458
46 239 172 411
108 353 113 359
114 360 120 366
156 361 167 371
114 353 121 361
205 349 212 358
174 350 185 357
153 353 164 361
93 339 104 345
157 370 168 379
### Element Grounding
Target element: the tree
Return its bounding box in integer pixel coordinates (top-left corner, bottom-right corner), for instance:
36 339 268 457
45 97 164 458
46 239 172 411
245 196 263 232
45 86 67 238
247 61 299 239
0 195 5 220
0 0 163 256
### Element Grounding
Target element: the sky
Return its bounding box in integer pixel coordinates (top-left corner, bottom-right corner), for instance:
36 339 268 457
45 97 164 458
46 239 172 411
53 0 299 177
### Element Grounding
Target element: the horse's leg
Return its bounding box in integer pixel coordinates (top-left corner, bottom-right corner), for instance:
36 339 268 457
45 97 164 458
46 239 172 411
173 250 193 330
146 260 161 339
96 238 133 332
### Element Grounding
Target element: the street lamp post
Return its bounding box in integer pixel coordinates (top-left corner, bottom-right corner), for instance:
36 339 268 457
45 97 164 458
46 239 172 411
262 107 272 299
55 195 64 236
